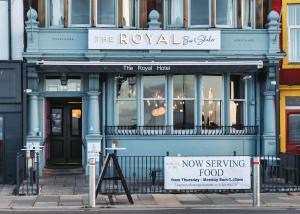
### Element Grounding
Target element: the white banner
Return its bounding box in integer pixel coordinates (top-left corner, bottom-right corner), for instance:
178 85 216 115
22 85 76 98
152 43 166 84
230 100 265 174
164 156 251 190
88 30 221 50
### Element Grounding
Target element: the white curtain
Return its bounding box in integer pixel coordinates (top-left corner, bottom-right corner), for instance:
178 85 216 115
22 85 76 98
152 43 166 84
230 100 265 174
170 0 183 26
242 0 250 27
122 0 135 27
216 0 233 26
50 0 64 26
288 5 300 62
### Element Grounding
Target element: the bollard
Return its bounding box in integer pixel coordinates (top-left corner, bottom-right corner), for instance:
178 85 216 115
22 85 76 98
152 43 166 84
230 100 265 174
252 156 260 207
89 158 96 208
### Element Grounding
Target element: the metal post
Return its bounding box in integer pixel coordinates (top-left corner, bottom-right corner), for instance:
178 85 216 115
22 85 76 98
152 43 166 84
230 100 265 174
253 156 260 207
36 152 39 195
89 158 96 208
16 152 20 195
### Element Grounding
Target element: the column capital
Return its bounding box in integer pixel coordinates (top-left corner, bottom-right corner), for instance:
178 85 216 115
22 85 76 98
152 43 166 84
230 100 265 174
87 91 101 96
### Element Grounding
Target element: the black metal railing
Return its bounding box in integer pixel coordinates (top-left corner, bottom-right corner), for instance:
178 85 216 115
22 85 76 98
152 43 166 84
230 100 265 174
105 125 257 136
97 153 300 194
16 150 40 195
260 154 300 192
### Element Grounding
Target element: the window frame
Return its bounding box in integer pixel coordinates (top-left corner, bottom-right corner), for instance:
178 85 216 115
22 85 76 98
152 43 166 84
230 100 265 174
172 74 196 129
69 0 92 27
189 0 211 28
282 0 300 69
96 0 118 27
46 0 65 28
215 0 236 28
114 75 138 126
119 0 139 29
287 4 300 63
165 0 185 29
201 74 224 127
241 0 256 29
229 75 247 127
142 75 167 127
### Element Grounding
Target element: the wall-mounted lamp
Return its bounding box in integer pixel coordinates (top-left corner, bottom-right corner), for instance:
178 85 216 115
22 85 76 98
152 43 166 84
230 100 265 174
60 73 68 86
242 75 252 80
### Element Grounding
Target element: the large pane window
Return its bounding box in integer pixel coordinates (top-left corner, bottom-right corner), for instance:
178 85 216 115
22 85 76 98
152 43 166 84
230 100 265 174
190 0 210 26
116 76 137 126
216 0 234 27
230 75 245 127
49 0 64 27
143 76 166 126
288 114 300 144
71 0 91 25
202 75 222 127
167 0 184 27
97 0 116 26
173 75 195 129
288 5 300 62
121 0 136 28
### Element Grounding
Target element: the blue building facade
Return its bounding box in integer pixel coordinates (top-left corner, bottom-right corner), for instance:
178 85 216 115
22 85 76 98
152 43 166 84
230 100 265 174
23 0 284 174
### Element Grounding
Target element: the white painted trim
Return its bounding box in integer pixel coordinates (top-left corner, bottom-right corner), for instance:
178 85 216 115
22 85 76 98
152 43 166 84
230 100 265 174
36 60 264 68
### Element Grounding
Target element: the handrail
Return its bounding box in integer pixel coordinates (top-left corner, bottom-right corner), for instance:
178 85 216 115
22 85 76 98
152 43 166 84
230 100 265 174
104 125 258 136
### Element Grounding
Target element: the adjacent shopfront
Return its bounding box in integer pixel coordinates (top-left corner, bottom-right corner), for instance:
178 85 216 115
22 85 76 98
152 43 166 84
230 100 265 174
24 2 283 174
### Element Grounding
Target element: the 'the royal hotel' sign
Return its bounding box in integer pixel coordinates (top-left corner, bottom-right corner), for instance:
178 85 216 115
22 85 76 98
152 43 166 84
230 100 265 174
88 30 221 50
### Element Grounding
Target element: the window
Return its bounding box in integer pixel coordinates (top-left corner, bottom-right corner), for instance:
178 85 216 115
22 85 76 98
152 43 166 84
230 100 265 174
143 76 166 126
241 0 254 28
51 109 62 136
71 109 82 136
116 75 137 126
120 0 136 28
97 0 117 26
202 75 222 127
166 0 184 27
0 116 3 183
288 114 300 144
190 0 210 27
288 5 300 62
216 0 234 27
230 75 245 128
49 0 64 27
70 0 91 26
173 75 195 129
45 79 81 92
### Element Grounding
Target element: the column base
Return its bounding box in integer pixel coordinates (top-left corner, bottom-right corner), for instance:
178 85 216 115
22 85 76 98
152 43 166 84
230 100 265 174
262 135 276 155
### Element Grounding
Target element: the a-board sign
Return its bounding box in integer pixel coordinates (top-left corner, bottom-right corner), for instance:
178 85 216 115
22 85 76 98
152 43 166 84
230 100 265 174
164 156 251 190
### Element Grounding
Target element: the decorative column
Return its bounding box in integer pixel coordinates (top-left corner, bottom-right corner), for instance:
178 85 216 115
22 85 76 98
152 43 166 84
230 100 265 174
85 74 102 175
262 11 281 155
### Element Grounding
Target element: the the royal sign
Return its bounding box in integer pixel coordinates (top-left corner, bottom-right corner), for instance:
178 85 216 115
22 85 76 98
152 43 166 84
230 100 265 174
164 156 251 190
88 30 221 50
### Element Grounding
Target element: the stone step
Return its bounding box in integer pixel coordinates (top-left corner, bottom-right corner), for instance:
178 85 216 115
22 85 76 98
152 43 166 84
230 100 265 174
43 167 84 176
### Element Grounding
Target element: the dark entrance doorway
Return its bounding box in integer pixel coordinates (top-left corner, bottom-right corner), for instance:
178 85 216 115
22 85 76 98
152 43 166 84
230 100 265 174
286 109 300 155
48 98 82 166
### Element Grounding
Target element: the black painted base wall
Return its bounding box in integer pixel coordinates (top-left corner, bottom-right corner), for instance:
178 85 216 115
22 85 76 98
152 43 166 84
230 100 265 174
0 62 23 184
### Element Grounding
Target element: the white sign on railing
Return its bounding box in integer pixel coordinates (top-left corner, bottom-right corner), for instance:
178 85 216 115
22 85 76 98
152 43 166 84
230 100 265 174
88 30 221 50
164 156 251 190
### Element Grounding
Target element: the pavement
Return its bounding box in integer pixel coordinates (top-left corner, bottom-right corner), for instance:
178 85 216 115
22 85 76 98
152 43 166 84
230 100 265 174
1 176 300 210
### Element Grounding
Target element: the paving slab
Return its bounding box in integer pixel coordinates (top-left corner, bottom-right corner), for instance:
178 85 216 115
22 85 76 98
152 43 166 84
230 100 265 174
152 194 181 206
40 184 74 195
34 202 58 207
35 195 60 202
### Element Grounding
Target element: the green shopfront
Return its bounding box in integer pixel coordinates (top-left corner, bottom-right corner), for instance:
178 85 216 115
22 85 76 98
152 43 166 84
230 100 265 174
24 1 283 174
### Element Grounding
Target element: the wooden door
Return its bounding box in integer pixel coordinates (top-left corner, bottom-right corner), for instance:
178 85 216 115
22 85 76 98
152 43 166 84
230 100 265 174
50 103 82 165
286 110 300 155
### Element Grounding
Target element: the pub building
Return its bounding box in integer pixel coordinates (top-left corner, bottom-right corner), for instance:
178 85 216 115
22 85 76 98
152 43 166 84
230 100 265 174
23 0 283 175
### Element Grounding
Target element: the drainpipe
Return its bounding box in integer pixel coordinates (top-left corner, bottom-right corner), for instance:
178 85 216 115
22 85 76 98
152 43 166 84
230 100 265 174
275 63 280 155
8 0 11 60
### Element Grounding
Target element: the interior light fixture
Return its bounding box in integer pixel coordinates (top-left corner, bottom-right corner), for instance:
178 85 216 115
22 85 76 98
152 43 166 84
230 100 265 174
152 107 166 117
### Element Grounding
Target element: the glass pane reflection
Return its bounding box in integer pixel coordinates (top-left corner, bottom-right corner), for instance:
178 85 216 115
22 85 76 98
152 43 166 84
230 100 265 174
202 75 222 99
289 114 300 144
144 100 166 126
118 101 137 126
173 100 194 129
97 0 116 25
202 100 221 127
71 109 81 136
51 109 62 135
230 101 244 127
117 76 136 99
143 76 165 98
71 0 90 24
